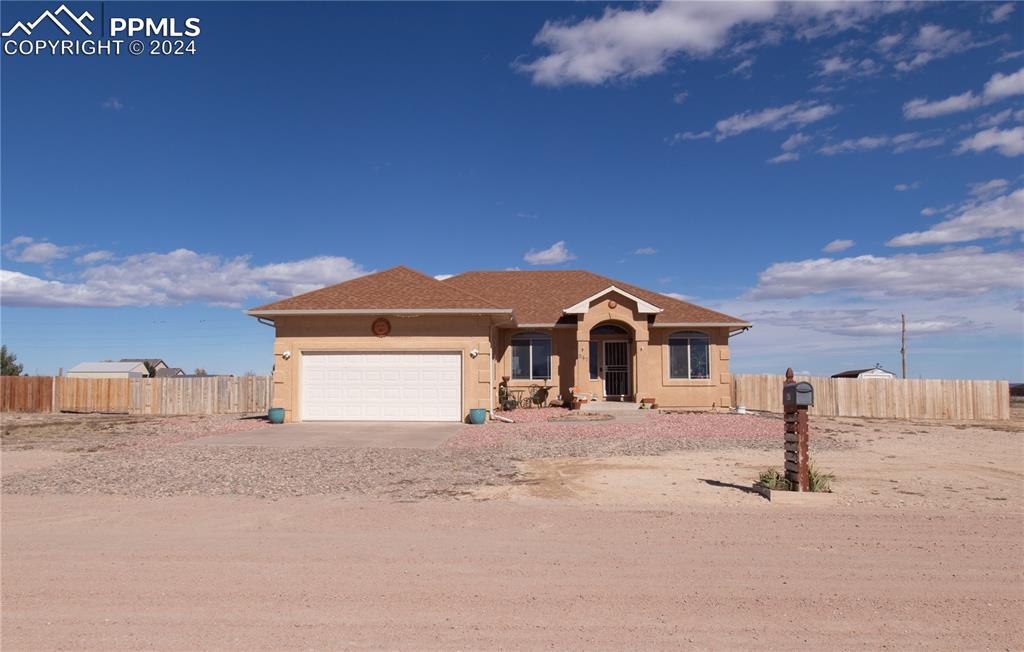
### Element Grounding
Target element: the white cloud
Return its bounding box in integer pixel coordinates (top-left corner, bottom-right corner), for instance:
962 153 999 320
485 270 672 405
748 247 1023 300
969 178 1009 198
672 91 689 105
956 126 1024 157
987 3 1015 23
433 274 454 281
876 34 903 52
663 292 694 302
714 102 837 140
894 182 920 191
633 247 657 255
781 132 810 151
730 57 755 77
977 108 1014 128
893 24 977 72
997 50 1024 63
819 132 944 155
767 151 800 164
822 239 854 253
515 2 779 86
101 97 123 111
747 308 984 338
816 56 880 78
0 248 369 308
903 67 1024 119
668 130 712 144
523 240 576 265
2 237 74 263
75 250 114 264
887 188 1024 247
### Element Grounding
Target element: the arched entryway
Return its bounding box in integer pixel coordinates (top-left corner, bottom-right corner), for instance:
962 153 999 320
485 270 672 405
589 322 634 400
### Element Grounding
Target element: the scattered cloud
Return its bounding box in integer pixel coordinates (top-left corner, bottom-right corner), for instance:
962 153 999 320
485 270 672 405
730 57 755 78
767 151 800 164
767 132 810 163
956 125 1024 157
894 182 920 191
816 56 880 78
969 178 1010 198
714 101 837 140
433 274 454 281
672 91 689 105
75 250 114 265
903 67 1024 119
887 188 1024 247
748 308 984 337
822 239 854 253
819 132 944 155
747 247 1023 300
667 130 712 144
876 34 903 53
0 248 370 308
997 49 1024 63
987 3 1015 24
633 247 658 255
663 292 694 302
893 24 978 72
101 97 124 111
2 236 74 263
523 240 576 265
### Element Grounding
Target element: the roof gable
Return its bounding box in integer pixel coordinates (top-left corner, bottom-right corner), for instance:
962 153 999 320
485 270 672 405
249 266 508 314
563 285 663 315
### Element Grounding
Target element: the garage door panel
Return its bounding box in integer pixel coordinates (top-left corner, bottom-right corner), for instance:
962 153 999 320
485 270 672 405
301 352 462 422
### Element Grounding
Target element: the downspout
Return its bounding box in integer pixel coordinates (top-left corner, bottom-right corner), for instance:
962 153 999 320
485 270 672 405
728 326 752 338
488 320 495 420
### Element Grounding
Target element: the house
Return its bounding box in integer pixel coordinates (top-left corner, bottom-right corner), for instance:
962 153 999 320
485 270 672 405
68 361 148 378
120 358 169 377
832 365 897 379
155 367 186 377
247 266 751 423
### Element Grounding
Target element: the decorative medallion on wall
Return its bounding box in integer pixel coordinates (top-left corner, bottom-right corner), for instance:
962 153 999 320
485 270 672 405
608 300 617 309
371 318 392 338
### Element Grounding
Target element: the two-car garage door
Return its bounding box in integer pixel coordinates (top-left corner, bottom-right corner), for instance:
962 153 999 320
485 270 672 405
301 352 462 422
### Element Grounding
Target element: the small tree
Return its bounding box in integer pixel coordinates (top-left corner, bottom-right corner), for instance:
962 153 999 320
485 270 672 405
194 368 208 376
1 346 24 376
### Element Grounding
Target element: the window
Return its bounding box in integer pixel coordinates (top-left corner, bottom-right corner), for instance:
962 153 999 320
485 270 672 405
589 341 599 379
668 331 710 379
511 332 551 380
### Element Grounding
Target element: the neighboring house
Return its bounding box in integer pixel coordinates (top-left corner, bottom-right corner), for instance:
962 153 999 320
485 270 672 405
67 361 148 379
248 266 750 423
832 366 897 379
120 358 169 377
154 367 186 377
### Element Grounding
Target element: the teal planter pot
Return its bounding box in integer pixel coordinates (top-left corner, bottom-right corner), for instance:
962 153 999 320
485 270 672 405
268 408 285 424
468 408 487 425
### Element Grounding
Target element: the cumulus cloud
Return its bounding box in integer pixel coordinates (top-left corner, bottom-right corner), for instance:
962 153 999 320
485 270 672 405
969 178 1010 198
75 250 114 264
0 248 369 308
714 102 837 140
2 236 74 263
887 188 1024 246
987 3 1015 23
893 24 977 72
523 240 576 265
747 247 1023 300
822 239 855 253
956 126 1024 157
903 67 1024 119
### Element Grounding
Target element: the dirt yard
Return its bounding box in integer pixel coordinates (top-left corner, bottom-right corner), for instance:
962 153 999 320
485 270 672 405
2 409 1022 650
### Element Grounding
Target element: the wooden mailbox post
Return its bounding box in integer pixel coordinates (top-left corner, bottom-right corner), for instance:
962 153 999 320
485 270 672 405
782 368 813 492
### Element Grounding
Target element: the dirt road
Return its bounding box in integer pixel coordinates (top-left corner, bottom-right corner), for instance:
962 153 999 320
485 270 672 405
2 495 1021 650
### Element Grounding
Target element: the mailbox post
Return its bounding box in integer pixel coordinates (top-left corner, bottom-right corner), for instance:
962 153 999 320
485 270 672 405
782 368 814 492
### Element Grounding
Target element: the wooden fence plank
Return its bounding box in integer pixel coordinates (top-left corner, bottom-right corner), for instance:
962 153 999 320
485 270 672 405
734 374 1010 421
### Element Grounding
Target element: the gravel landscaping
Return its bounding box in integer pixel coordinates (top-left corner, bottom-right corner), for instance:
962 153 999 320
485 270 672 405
2 412 848 500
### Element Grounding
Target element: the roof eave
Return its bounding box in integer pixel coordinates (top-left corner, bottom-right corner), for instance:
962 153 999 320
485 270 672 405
247 308 515 318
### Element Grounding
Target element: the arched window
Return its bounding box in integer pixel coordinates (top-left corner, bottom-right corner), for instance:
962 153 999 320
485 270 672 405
511 332 551 380
668 331 710 379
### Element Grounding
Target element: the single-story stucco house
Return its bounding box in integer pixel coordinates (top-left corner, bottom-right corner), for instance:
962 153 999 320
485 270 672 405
247 266 751 423
68 361 148 379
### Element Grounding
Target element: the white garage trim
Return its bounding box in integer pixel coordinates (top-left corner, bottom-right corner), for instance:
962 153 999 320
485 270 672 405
300 351 462 422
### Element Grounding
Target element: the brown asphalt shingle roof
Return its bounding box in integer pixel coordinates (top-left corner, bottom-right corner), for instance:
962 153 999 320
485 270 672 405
444 270 748 325
249 266 748 326
250 266 505 312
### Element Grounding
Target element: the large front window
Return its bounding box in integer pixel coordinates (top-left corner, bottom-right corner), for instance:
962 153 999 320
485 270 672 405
511 332 551 380
668 331 710 379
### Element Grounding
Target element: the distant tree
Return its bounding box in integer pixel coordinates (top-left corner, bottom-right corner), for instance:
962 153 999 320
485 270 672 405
1 346 24 376
243 370 257 376
194 368 208 376
142 361 157 378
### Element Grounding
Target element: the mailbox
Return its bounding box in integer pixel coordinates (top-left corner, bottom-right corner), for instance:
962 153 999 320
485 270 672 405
783 381 814 407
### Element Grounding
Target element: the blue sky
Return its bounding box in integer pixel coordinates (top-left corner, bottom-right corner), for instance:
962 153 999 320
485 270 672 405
1 1 1022 380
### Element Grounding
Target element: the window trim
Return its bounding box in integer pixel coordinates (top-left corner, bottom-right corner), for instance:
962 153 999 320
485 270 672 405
668 330 711 380
510 332 552 380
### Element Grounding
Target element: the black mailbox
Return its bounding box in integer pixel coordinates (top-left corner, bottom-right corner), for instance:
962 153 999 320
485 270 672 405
783 381 814 407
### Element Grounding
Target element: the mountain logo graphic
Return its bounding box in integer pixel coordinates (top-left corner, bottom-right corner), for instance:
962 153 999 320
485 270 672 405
2 4 95 37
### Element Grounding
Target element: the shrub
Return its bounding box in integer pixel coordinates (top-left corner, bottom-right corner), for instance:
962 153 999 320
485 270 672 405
757 468 792 491
757 464 835 492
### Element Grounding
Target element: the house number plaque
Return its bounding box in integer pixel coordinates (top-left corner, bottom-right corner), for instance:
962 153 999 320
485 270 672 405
371 318 391 337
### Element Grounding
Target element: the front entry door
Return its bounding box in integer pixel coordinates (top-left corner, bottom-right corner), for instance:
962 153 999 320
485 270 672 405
603 340 630 398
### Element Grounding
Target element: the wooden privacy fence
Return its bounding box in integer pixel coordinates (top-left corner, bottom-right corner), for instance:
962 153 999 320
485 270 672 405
1 376 54 413
0 376 271 416
734 374 1010 421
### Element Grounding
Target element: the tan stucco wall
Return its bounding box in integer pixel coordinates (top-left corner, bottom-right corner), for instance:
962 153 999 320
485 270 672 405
271 314 494 422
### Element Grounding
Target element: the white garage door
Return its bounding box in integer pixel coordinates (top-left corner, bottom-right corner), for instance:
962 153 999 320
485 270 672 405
301 352 462 422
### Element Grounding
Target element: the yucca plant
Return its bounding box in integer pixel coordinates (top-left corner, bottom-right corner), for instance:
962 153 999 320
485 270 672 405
757 468 792 490
808 464 835 493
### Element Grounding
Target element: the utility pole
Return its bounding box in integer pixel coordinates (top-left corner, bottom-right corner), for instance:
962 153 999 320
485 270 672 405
901 313 907 379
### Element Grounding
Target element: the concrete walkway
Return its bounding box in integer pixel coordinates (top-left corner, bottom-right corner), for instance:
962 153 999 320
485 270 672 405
189 422 464 450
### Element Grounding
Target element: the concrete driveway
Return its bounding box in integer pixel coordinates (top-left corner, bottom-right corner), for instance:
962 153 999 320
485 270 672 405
190 422 464 450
